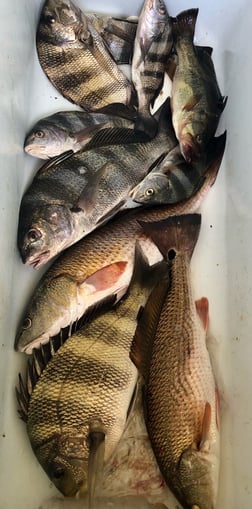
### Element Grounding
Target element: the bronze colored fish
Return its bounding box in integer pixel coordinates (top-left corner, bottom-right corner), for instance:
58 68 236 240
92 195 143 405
171 9 227 163
37 0 133 110
132 0 173 137
131 214 220 509
15 159 220 354
16 244 166 503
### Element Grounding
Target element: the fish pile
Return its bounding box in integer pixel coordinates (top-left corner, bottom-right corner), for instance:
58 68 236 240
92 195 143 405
15 0 227 508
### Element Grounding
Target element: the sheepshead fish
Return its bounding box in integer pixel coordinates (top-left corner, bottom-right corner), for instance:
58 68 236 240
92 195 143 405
131 214 220 509
24 107 137 159
15 159 219 354
171 8 227 163
36 0 133 110
132 0 173 137
130 131 226 206
16 244 166 503
18 101 177 269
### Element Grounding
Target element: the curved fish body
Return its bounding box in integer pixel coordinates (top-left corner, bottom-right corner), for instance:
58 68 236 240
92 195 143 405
132 0 173 137
16 161 219 354
24 109 136 159
171 9 227 163
36 0 133 110
130 131 226 206
131 214 220 509
16 245 165 499
18 104 176 269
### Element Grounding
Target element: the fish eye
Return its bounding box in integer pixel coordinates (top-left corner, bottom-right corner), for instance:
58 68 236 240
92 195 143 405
22 317 32 330
27 228 42 243
35 130 45 139
52 467 65 480
45 14 56 24
145 188 154 197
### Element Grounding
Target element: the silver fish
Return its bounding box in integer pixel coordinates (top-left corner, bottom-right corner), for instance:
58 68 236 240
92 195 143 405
132 0 173 137
18 101 176 269
130 131 226 206
24 108 136 159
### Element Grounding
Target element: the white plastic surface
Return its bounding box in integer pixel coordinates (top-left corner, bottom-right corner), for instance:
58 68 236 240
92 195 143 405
0 1 251 508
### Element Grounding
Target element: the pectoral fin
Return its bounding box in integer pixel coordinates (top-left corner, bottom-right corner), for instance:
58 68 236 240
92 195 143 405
199 402 212 452
88 421 105 509
83 261 128 291
73 122 109 144
182 94 202 111
195 297 209 331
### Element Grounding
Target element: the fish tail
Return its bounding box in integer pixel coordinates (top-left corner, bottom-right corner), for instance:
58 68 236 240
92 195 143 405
134 114 158 139
172 8 199 42
138 213 201 261
129 241 167 294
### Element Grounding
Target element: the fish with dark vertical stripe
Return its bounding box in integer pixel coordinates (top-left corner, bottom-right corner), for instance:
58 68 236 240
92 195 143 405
130 131 226 206
132 0 173 137
16 244 166 504
36 0 133 110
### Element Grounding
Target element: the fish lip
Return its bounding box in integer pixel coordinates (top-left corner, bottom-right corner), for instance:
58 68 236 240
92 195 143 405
24 251 51 270
21 333 49 354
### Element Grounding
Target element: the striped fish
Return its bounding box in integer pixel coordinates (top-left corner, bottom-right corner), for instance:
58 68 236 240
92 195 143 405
24 108 136 159
16 244 166 503
130 131 226 206
37 0 133 110
132 0 173 137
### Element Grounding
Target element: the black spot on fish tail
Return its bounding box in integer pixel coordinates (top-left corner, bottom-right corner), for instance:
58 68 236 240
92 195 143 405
138 213 201 261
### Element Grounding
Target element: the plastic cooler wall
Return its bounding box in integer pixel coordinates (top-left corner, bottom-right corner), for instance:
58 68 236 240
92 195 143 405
0 0 251 508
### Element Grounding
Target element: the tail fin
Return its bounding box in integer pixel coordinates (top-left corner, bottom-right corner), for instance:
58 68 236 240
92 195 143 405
172 8 199 42
129 241 168 295
138 213 201 261
204 131 227 183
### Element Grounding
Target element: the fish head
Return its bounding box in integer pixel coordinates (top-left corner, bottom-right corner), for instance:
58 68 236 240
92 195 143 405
35 433 88 496
131 172 176 205
177 446 219 509
15 273 80 353
18 203 75 269
39 0 87 45
24 124 69 159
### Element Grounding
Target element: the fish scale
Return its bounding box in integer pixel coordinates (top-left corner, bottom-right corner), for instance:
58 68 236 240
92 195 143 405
16 161 220 354
18 244 166 498
131 214 220 509
37 0 133 110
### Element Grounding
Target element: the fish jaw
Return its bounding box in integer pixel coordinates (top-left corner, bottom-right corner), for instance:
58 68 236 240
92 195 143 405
18 204 79 269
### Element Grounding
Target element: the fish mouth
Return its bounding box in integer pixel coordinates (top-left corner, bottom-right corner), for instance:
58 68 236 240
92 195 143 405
25 251 51 270
19 333 49 354
24 145 49 158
